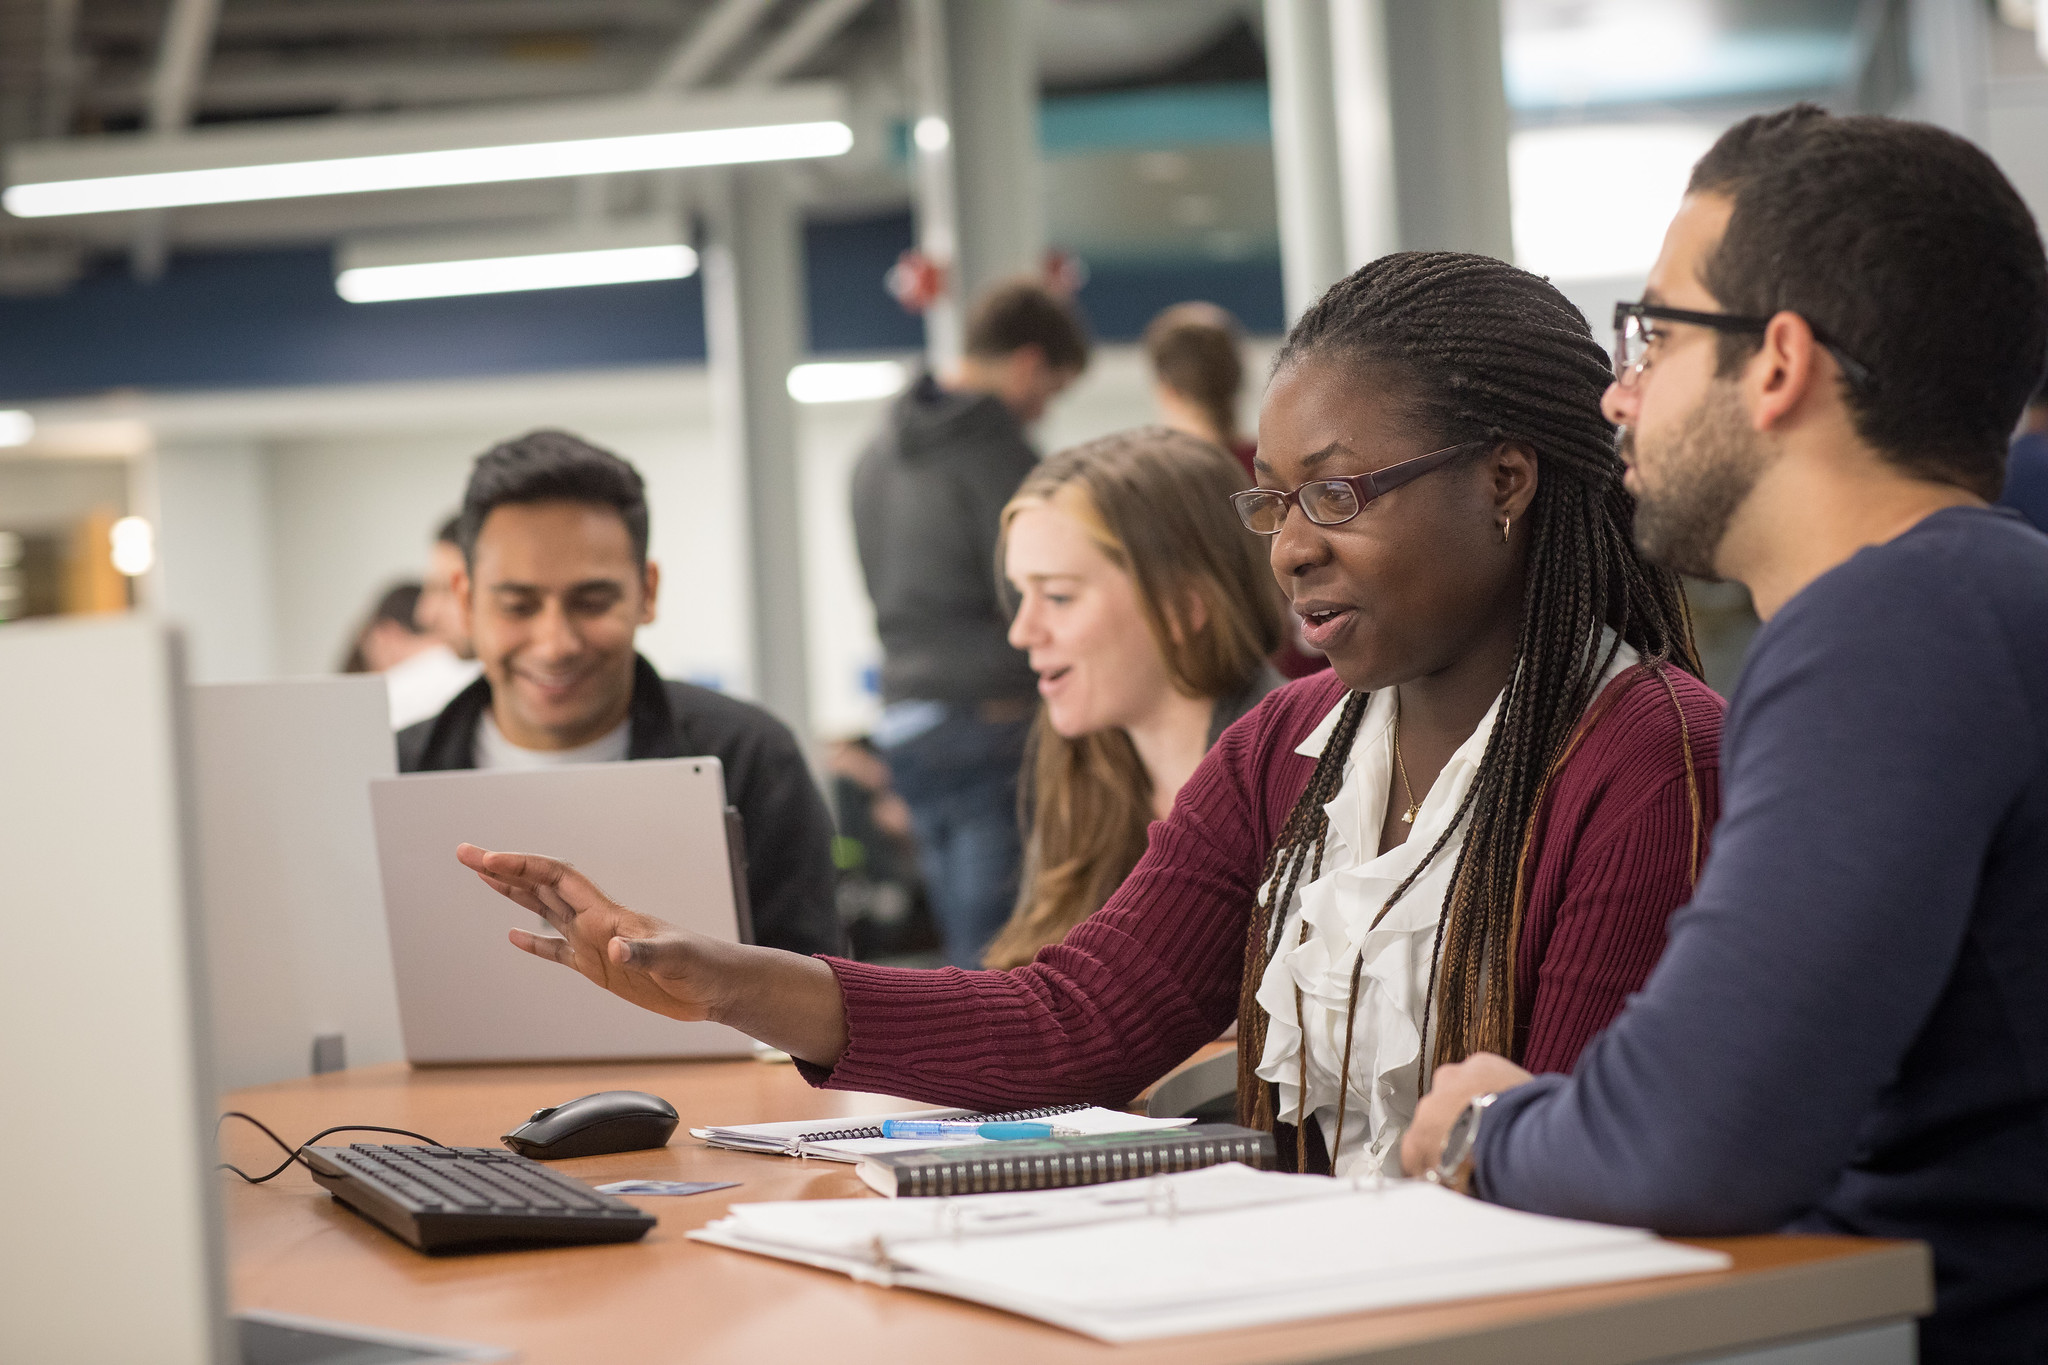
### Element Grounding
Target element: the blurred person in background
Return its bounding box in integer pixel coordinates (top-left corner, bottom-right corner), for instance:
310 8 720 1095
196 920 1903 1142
1145 301 1256 476
1146 300 1328 680
400 428 843 957
982 427 1285 969
382 513 483 729
852 278 1092 967
823 736 941 963
340 581 433 675
1998 371 2048 532
415 514 473 656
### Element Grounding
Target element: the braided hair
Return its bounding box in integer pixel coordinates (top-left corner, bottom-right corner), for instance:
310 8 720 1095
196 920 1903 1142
1235 252 1701 1147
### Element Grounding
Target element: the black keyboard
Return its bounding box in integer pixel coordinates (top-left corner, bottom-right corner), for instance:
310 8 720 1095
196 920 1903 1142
302 1144 656 1255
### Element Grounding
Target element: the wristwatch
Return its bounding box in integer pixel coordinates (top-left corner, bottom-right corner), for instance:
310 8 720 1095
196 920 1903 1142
1425 1091 1499 1194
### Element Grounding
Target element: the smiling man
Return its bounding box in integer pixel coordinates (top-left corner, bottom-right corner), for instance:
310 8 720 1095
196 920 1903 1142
1401 107 2048 1362
398 429 844 957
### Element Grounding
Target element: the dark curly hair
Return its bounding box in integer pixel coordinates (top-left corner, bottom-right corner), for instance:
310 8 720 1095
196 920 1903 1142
458 429 649 568
1688 104 2048 498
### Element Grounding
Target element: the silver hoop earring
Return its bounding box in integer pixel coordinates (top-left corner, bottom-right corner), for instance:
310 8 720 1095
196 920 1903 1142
1501 516 1511 544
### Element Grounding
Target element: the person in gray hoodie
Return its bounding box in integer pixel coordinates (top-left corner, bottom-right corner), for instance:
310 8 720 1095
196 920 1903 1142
851 279 1091 965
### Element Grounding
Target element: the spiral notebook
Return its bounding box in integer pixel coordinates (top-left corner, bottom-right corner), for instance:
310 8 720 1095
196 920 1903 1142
856 1122 1276 1197
690 1104 1194 1163
690 1163 1733 1343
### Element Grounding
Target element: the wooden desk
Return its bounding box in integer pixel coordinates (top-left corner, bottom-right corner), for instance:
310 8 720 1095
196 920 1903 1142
223 1059 1931 1365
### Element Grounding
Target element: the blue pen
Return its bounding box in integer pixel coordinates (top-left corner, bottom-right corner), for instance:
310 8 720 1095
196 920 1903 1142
880 1119 1069 1140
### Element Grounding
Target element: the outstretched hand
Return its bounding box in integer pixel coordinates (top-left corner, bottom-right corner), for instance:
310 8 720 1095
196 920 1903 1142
456 843 729 1024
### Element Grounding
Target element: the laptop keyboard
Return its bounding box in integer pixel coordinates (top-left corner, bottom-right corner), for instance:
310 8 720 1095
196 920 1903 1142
301 1144 656 1255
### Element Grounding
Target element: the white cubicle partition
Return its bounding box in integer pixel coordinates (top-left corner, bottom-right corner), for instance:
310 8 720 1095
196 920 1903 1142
189 676 405 1090
0 615 229 1365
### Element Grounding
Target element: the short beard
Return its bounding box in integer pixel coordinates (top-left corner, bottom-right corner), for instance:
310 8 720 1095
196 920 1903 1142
1626 382 1767 580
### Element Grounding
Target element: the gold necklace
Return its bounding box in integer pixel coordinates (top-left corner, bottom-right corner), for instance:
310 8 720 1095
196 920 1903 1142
1392 701 1422 824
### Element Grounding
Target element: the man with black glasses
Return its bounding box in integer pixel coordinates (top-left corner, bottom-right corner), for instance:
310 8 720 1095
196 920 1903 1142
1404 106 2048 1363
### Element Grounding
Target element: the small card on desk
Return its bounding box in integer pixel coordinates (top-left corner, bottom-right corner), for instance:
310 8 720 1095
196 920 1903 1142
594 1180 739 1197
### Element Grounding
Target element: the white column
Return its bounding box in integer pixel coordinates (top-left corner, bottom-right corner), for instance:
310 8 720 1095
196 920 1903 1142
1905 0 1988 141
1381 0 1513 260
1328 0 1399 271
945 0 1044 305
903 0 963 368
1272 0 1512 318
904 0 1044 368
147 441 280 684
1265 0 1348 323
701 164 814 740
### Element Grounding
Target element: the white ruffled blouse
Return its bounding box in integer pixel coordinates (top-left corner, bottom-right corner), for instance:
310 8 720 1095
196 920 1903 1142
1253 639 1639 1176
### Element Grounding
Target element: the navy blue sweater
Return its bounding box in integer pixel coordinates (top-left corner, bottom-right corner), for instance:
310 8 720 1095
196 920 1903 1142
1476 507 2048 1363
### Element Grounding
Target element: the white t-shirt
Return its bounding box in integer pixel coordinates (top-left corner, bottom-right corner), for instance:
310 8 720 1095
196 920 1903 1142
473 710 631 770
384 644 482 730
1254 637 1640 1176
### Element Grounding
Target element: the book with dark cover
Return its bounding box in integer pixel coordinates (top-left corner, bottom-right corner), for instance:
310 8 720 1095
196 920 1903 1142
854 1124 1277 1198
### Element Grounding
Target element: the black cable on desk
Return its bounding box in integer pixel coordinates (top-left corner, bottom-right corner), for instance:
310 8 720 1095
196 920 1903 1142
217 1110 451 1184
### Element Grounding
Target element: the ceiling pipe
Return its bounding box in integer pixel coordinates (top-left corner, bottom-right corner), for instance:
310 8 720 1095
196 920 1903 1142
147 0 221 132
650 0 782 90
40 0 85 137
734 0 872 85
134 0 221 280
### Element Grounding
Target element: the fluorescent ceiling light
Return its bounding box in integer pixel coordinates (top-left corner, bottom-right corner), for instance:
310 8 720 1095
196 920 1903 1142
336 214 696 302
0 411 32 447
340 244 698 303
787 361 910 405
8 124 849 217
4 86 850 218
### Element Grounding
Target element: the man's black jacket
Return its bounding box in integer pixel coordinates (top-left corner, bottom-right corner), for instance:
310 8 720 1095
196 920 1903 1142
397 655 845 957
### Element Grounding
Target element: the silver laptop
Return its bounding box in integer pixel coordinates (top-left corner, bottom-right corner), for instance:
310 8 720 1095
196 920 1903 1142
189 676 406 1091
0 615 504 1364
370 758 756 1064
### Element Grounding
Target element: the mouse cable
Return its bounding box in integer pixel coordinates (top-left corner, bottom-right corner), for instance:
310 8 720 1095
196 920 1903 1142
217 1110 453 1184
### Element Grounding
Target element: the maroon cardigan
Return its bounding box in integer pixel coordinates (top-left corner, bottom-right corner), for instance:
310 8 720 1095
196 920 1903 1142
805 665 1725 1108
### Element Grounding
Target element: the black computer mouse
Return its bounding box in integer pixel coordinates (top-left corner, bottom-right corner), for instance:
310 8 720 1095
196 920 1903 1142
501 1090 680 1160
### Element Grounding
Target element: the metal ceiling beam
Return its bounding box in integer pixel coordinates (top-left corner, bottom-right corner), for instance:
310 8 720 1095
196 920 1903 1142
146 0 221 131
734 0 871 85
135 0 221 278
40 0 84 136
79 0 683 43
650 0 780 89
84 54 650 119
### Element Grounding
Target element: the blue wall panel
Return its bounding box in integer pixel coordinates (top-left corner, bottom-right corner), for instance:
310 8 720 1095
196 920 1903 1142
0 247 707 399
1074 254 1285 344
0 212 1283 401
804 212 925 355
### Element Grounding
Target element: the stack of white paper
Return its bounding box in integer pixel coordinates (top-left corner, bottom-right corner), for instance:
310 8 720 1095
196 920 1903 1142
690 1164 1731 1342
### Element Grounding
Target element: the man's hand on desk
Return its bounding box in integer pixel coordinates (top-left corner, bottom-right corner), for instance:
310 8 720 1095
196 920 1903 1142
455 843 851 1066
1400 1052 1535 1184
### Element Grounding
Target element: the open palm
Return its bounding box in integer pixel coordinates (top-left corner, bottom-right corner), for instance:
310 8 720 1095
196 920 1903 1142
456 843 724 1023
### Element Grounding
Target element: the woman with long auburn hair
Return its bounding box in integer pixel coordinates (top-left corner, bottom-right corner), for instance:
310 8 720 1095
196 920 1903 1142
458 252 1727 1176
985 428 1285 969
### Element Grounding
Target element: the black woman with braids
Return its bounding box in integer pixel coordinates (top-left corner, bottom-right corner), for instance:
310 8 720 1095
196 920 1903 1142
455 252 1726 1176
